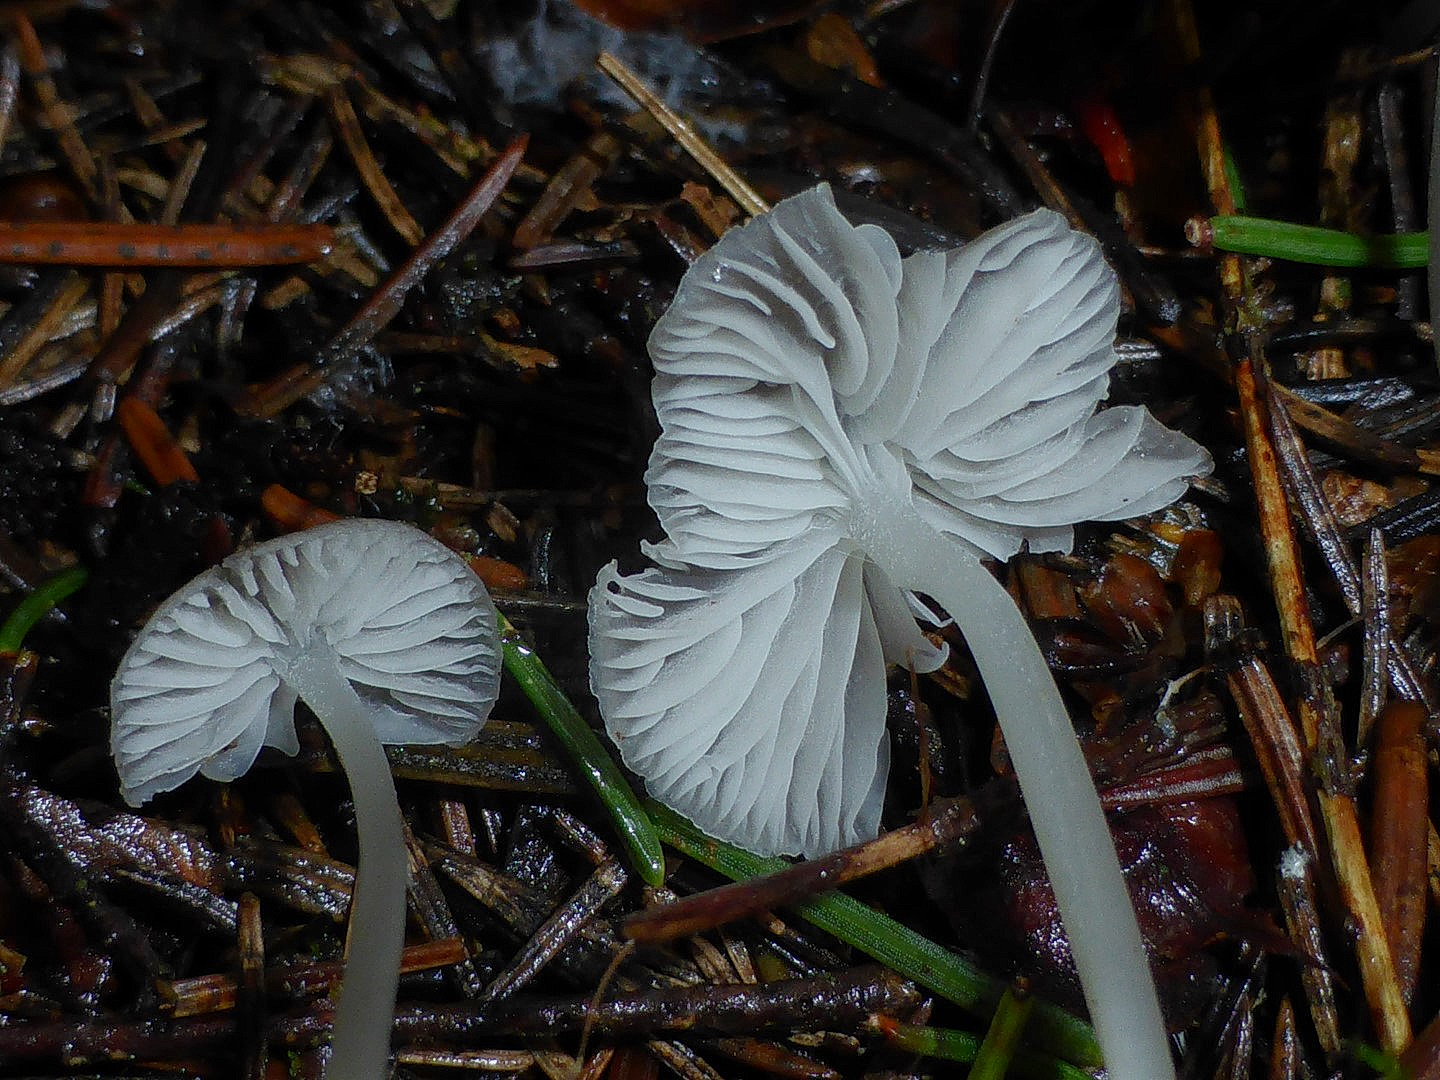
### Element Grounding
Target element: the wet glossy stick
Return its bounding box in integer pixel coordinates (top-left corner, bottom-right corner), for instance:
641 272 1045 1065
646 801 1101 1069
623 796 978 944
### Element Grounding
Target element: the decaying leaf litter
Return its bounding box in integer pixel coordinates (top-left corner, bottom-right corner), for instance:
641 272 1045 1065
0 2 1437 1078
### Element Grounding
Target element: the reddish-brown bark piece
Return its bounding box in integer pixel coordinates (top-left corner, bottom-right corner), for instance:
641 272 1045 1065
1369 701 1430 1004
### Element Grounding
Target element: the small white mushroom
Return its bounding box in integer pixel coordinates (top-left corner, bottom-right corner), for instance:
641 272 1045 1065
111 519 501 1080
589 184 1210 1080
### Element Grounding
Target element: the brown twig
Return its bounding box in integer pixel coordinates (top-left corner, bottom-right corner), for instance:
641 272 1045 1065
1360 529 1394 750
391 966 921 1041
1268 997 1301 1079
11 14 97 200
1252 220 1411 1062
237 894 266 1080
513 132 621 250
0 269 87 388
1272 382 1440 478
481 859 627 1002
1267 395 1433 715
156 940 471 1019
1208 599 1321 859
596 52 769 218
1171 0 1411 1050
623 797 980 945
325 83 423 245
240 134 528 418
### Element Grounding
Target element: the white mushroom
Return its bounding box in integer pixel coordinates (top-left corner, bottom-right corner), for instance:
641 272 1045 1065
111 519 501 1080
588 184 1210 1080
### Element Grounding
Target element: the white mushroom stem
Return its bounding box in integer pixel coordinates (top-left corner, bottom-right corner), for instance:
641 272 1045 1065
858 502 1172 1080
287 647 407 1080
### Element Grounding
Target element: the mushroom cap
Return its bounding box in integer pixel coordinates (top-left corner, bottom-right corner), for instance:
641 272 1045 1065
644 183 1212 565
592 532 929 856
590 184 1212 857
111 519 502 806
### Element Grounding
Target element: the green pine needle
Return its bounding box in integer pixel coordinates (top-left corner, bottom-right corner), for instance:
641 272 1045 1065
497 613 665 886
1203 216 1427 268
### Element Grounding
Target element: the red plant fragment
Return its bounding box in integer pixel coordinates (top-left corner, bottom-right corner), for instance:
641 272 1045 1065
571 0 823 41
1075 97 1136 187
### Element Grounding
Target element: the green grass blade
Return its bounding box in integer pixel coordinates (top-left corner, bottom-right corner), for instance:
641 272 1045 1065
1349 1041 1405 1080
497 613 665 886
881 1020 1095 1080
968 988 1035 1080
0 566 88 654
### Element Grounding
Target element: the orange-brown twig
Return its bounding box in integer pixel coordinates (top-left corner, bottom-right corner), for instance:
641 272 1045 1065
464 555 528 592
165 938 468 1019
326 84 422 245
115 398 199 488
259 484 342 532
0 271 88 389
11 14 97 199
0 222 336 266
597 52 768 218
